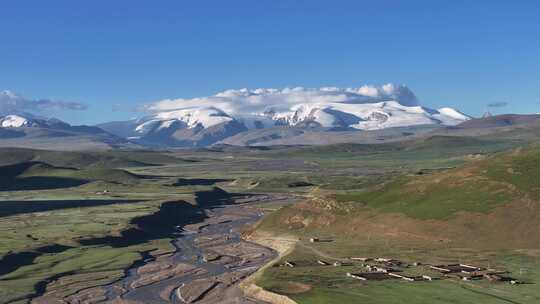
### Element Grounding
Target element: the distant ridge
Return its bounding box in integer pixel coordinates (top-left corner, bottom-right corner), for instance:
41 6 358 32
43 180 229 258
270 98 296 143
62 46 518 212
0 113 135 151
454 114 540 129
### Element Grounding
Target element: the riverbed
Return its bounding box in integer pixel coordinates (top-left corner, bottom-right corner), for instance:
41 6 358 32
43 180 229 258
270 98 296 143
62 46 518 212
40 193 292 304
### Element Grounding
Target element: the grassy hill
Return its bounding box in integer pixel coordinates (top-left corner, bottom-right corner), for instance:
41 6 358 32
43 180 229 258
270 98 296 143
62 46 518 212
333 143 540 219
46 167 142 184
0 148 179 169
278 135 518 170
0 161 143 191
261 144 540 249
256 144 540 304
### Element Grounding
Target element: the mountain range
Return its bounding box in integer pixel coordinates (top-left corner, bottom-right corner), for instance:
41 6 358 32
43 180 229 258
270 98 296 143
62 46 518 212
97 84 471 147
2 85 539 149
0 114 130 151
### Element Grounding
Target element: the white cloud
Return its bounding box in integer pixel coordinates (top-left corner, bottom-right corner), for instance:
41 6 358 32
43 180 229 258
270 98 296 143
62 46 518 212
357 85 380 97
487 101 508 108
143 83 419 116
0 90 87 115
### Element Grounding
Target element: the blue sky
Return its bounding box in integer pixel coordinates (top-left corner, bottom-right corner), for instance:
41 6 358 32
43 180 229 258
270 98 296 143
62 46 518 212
0 0 539 124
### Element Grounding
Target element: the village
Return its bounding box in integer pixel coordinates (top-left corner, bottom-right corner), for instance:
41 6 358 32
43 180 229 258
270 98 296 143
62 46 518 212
276 238 524 286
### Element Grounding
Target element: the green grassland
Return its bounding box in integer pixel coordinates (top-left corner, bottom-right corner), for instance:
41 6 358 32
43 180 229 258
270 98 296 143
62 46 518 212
258 242 540 304
332 144 540 220
0 200 173 303
0 131 538 303
255 143 540 303
0 149 212 303
484 145 540 200
333 176 511 220
0 148 181 168
0 195 195 302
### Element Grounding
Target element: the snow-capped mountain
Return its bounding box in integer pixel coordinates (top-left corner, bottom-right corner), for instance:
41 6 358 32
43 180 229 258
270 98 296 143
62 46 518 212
0 114 32 128
135 107 235 135
99 84 471 147
260 101 469 130
0 113 75 130
0 112 131 150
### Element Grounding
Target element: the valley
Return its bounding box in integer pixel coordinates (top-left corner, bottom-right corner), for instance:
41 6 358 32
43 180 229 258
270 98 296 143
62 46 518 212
0 120 539 303
3 2 538 303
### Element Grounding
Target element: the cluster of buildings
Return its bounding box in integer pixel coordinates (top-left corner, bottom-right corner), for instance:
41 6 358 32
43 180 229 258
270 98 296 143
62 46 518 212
345 259 522 285
279 238 524 286
346 257 432 282
279 254 523 285
428 264 521 284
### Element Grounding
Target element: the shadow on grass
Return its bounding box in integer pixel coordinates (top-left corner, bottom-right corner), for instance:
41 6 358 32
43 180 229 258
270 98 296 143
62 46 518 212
0 188 236 277
0 161 87 191
79 187 239 248
0 176 89 191
0 199 145 218
0 244 74 277
3 187 246 301
171 178 233 186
